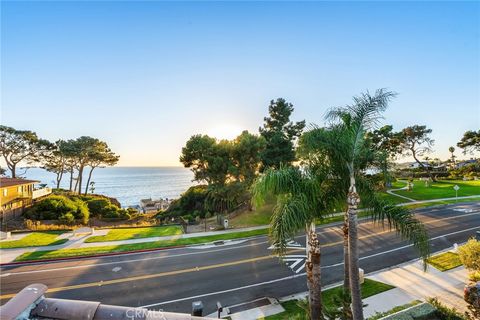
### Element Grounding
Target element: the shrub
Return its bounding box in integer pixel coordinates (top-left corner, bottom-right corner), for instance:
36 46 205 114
86 198 113 216
428 298 466 320
59 213 75 224
25 195 89 224
85 198 128 220
458 238 480 272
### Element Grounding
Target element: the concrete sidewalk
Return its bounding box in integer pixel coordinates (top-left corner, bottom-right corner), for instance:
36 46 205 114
1 199 477 264
369 256 469 313
226 252 469 319
0 225 268 263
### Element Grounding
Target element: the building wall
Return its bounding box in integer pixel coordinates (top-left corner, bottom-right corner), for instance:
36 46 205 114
0 184 35 223
1 184 33 207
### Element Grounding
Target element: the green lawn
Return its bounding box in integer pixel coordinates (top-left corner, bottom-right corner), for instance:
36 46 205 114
229 203 274 228
426 251 462 271
263 279 395 319
85 226 183 243
14 228 269 262
403 196 480 210
392 180 480 201
0 232 68 249
377 192 408 205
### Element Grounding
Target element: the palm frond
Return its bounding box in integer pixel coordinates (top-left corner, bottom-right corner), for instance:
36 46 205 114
357 178 430 267
270 193 311 256
251 166 302 207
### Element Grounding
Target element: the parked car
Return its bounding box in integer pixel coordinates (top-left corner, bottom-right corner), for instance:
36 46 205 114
464 282 480 308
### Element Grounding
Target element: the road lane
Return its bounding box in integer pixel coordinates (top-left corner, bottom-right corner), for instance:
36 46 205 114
1 202 479 314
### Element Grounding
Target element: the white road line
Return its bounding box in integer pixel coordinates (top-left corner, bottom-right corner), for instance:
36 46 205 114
295 262 306 273
0 241 270 275
322 224 480 269
139 225 480 308
3 210 479 275
140 273 307 308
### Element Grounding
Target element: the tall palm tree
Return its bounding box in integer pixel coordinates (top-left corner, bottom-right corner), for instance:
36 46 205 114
299 89 430 320
252 166 326 320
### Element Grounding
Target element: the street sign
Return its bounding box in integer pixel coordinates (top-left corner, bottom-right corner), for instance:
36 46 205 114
454 185 460 201
282 255 307 274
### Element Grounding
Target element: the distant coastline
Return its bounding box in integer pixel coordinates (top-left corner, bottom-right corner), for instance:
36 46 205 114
21 166 195 207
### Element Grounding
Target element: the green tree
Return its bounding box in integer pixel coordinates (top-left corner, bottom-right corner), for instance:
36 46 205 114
63 137 119 195
301 89 430 320
396 125 435 180
457 130 480 154
259 98 305 170
367 125 401 188
83 140 119 195
252 166 325 320
448 146 456 168
0 125 53 178
42 140 70 189
180 135 233 185
231 131 266 186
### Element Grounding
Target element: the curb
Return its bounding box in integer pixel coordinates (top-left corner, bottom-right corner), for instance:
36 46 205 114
0 233 270 267
0 245 187 267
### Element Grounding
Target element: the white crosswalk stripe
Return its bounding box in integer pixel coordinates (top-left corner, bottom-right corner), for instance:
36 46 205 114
282 254 307 274
268 240 305 250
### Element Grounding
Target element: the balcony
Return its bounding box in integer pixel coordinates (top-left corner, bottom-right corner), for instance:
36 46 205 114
32 187 52 199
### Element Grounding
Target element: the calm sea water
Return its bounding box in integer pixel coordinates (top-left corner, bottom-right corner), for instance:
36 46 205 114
23 167 195 207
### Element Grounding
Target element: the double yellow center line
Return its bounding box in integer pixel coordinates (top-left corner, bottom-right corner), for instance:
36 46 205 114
0 229 395 300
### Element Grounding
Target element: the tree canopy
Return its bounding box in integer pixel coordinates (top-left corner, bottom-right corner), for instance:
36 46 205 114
457 130 480 154
259 98 305 169
0 125 53 178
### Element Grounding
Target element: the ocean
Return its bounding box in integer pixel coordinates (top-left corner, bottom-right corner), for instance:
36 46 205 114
22 167 196 207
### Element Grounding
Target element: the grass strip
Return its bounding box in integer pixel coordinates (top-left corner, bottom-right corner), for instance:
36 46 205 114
263 279 395 319
85 225 183 243
426 251 462 271
14 228 268 262
392 180 480 201
0 232 67 249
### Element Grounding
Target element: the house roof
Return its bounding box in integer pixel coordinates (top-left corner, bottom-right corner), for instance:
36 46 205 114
0 178 40 188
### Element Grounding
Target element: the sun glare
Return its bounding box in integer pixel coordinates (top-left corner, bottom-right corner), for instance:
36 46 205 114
207 124 244 140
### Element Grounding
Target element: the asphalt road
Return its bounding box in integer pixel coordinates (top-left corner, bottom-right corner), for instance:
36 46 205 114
1 202 479 315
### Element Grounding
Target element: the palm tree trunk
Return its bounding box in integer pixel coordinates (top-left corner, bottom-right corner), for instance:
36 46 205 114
347 181 363 320
306 222 323 320
343 213 352 320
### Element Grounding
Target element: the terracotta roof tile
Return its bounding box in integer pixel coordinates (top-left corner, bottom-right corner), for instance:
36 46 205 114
0 178 40 188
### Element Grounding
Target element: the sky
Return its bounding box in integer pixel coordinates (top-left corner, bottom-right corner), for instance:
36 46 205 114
1 1 479 166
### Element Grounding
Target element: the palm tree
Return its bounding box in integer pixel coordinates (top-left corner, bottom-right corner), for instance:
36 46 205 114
252 166 326 320
448 146 456 168
300 89 430 320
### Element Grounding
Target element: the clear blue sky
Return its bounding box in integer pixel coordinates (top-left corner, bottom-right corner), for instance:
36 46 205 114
2 1 479 166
